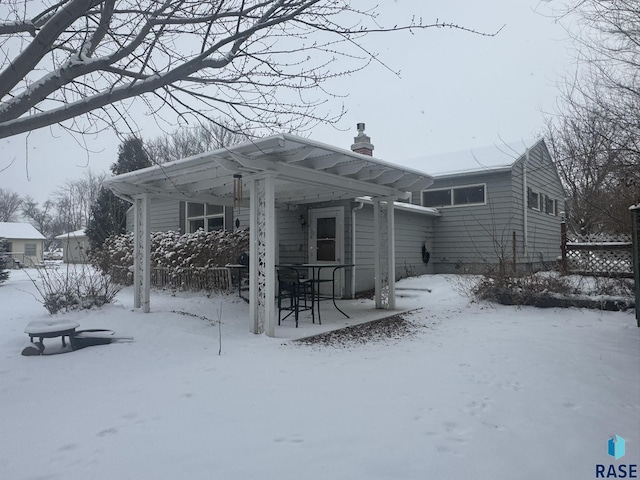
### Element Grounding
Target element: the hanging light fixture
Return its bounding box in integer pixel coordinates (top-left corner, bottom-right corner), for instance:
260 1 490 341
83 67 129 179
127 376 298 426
233 174 243 209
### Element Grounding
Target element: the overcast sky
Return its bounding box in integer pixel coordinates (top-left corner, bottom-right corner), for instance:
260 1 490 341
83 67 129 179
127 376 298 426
1 0 573 205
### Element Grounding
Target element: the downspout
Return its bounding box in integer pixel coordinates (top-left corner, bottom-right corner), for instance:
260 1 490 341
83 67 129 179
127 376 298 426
523 148 529 258
351 200 364 299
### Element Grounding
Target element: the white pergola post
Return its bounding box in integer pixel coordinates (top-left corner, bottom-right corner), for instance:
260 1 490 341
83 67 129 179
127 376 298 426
249 174 277 336
373 197 396 309
133 193 151 313
386 197 396 309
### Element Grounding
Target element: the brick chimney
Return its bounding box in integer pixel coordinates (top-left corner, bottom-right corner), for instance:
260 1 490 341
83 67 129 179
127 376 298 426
350 122 374 156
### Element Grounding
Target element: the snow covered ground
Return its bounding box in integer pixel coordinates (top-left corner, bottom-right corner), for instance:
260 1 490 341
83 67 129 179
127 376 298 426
1 269 638 480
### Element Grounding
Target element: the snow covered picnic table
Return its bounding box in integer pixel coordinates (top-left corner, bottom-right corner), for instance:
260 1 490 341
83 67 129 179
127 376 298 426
24 320 80 349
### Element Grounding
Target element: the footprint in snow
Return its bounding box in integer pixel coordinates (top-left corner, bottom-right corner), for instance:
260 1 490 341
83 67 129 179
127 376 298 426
96 427 118 437
274 435 304 444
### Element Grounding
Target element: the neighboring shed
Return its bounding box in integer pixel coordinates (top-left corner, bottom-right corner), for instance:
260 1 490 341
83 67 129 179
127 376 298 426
404 139 565 273
55 229 89 264
0 222 46 267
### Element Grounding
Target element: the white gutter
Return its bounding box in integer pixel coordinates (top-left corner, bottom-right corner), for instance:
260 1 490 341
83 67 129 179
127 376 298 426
354 196 441 216
351 200 364 298
523 148 529 257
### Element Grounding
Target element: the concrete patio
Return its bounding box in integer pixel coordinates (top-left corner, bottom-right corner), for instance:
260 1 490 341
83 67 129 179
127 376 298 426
273 295 417 340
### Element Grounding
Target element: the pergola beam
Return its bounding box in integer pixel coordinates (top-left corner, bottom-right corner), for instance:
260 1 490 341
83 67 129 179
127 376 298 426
326 160 368 176
271 162 410 200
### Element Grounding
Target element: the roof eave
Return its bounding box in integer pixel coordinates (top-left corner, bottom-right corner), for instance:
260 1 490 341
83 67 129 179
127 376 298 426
432 165 513 181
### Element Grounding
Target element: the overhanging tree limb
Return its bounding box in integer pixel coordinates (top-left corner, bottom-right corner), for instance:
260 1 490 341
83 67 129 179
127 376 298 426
0 0 499 140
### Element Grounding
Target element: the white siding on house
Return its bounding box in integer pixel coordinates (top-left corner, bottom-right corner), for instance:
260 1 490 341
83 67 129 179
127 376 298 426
126 198 201 233
236 200 436 296
352 203 375 293
417 170 516 274
0 222 45 266
395 209 436 279
63 236 88 263
149 198 182 232
55 230 89 263
278 207 307 266
351 203 435 294
510 141 564 269
3 238 44 266
412 140 565 274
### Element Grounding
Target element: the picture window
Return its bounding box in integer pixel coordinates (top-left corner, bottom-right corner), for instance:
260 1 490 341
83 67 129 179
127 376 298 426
422 184 486 208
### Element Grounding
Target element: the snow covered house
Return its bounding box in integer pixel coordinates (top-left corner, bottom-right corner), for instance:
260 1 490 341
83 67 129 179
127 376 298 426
403 138 565 274
104 127 563 336
119 126 441 298
105 128 436 335
0 222 46 267
55 229 89 264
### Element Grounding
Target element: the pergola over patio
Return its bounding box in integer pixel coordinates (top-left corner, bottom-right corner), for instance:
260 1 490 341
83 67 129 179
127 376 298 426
103 133 434 336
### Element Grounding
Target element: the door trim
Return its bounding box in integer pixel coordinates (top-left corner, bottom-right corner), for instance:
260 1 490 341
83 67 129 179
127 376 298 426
308 206 345 296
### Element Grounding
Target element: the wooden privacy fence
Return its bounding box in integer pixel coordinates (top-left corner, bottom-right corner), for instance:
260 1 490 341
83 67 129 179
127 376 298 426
561 223 633 278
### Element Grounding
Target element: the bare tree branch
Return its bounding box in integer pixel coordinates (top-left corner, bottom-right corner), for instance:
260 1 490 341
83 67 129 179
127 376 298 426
546 0 640 234
0 0 497 140
0 188 23 222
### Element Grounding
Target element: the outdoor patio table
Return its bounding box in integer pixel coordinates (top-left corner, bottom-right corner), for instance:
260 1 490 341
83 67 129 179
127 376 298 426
24 320 80 349
278 264 354 324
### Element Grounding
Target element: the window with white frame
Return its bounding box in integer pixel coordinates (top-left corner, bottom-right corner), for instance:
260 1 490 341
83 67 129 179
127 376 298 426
24 243 36 256
527 188 541 211
544 195 557 216
422 184 486 208
185 203 224 232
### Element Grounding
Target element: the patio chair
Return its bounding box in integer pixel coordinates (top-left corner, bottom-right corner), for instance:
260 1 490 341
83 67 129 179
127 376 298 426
277 266 314 327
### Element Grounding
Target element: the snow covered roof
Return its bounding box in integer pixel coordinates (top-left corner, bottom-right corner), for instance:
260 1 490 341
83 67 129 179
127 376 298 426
104 134 435 205
0 222 45 240
55 229 87 240
397 138 544 178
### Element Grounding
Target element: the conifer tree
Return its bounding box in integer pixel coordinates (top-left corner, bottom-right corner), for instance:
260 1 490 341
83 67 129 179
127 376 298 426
0 238 10 285
86 137 152 250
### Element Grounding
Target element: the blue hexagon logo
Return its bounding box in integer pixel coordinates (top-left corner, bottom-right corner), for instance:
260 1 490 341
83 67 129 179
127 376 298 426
608 435 625 460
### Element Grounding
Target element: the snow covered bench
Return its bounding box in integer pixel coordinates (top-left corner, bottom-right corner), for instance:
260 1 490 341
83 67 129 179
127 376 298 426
24 320 80 350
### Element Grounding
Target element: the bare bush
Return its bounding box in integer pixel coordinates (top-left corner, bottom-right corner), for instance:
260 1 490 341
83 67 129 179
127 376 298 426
474 270 573 305
472 267 634 309
27 265 123 314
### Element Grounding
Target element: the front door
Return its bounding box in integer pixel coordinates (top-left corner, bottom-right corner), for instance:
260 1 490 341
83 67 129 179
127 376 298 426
308 207 345 296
